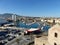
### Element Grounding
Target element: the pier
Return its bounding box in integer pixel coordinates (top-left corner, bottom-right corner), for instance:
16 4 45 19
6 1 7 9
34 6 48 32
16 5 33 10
0 27 25 30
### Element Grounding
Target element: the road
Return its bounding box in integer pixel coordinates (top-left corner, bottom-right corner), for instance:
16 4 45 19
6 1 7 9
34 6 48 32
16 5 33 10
5 34 23 45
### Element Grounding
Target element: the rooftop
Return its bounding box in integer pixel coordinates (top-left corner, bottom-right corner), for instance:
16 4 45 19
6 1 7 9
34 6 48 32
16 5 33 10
49 24 60 31
35 36 48 41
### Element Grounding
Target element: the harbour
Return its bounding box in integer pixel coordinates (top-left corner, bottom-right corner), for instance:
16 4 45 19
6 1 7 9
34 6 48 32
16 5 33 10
0 19 50 45
0 0 60 45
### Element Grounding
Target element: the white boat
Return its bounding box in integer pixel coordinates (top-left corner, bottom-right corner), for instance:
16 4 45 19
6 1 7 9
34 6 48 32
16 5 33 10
24 28 41 34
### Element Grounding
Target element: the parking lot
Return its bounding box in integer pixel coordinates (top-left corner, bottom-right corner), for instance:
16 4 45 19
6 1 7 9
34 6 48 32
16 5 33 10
0 28 34 45
0 28 21 45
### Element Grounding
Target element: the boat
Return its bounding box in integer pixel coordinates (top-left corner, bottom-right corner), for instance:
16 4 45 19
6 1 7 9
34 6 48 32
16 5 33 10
24 28 41 35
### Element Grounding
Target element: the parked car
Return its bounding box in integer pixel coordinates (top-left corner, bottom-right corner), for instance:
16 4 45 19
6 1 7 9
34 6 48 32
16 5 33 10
8 36 16 41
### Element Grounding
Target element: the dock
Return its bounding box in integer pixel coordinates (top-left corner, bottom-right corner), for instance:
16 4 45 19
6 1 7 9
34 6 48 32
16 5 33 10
0 27 25 30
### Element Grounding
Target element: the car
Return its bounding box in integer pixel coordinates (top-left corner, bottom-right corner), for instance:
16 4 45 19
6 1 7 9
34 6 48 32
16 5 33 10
2 40 7 44
0 36 5 40
13 36 16 38
0 42 4 45
8 37 13 41
8 36 15 41
5 35 11 39
27 38 30 40
17 30 21 32
18 33 21 35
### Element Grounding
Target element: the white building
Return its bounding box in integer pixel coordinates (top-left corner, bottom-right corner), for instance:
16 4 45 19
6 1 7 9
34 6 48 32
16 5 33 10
12 14 16 21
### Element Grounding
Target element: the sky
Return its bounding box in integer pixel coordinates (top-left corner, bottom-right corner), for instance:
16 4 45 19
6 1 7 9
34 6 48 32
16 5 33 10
0 0 60 17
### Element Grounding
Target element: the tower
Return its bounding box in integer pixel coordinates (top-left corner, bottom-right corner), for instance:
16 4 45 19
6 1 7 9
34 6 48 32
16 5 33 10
12 14 16 21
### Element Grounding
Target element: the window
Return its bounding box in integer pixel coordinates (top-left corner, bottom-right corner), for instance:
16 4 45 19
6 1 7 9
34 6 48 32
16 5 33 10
36 36 41 38
43 44 45 45
55 33 57 37
54 43 57 45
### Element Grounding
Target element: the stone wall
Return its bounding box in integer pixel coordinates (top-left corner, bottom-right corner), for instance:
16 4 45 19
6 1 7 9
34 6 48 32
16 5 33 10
35 36 49 45
48 24 60 45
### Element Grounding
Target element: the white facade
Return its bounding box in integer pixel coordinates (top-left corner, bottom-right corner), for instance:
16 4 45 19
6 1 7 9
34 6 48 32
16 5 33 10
12 14 16 21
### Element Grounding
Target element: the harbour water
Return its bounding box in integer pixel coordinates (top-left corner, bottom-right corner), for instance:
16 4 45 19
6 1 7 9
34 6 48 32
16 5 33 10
0 19 50 31
16 21 50 30
16 21 40 28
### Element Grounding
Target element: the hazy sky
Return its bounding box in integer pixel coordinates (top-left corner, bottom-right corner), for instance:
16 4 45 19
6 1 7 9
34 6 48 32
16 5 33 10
0 0 60 17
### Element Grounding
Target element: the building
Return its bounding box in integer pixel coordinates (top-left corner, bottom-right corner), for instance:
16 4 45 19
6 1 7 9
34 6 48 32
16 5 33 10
12 14 16 21
35 24 60 45
35 36 48 45
48 24 60 45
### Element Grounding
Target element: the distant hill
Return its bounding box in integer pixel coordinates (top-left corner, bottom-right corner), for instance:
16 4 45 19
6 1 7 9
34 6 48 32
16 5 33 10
0 13 59 20
0 13 20 20
0 13 12 19
0 13 37 19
